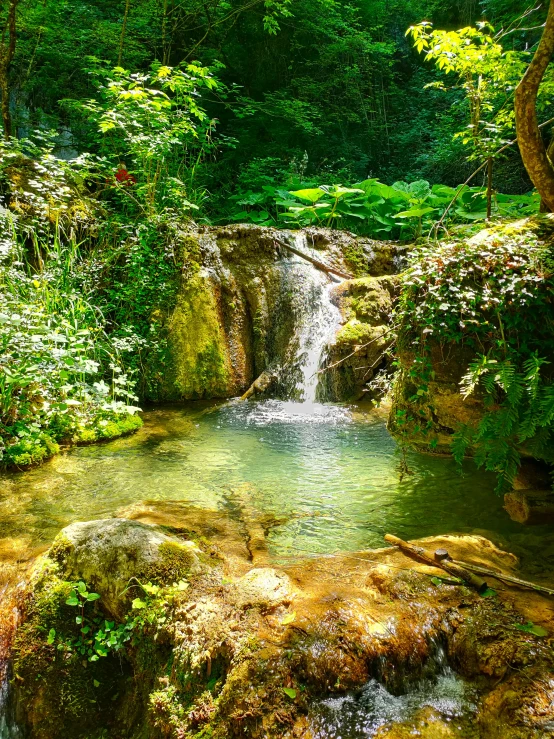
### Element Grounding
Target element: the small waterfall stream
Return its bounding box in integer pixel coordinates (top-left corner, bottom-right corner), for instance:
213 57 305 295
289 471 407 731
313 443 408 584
283 233 343 404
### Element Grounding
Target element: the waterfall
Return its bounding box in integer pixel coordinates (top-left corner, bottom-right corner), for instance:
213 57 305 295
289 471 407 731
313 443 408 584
0 674 21 739
284 233 343 403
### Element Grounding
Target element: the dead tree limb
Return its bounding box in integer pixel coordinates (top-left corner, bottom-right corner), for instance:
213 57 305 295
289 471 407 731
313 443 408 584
316 326 398 375
451 558 554 597
274 237 353 280
384 534 488 593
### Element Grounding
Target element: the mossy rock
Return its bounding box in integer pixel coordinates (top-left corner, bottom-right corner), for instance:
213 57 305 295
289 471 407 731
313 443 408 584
163 272 233 399
49 518 209 619
319 276 397 402
10 516 554 739
12 563 131 739
75 413 143 444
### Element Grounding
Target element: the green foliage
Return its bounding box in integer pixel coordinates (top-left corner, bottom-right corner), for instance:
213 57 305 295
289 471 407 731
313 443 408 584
46 577 190 663
228 176 539 238
514 621 548 637
65 60 218 216
397 221 554 491
8 0 533 196
45 581 132 662
407 21 526 160
0 201 142 467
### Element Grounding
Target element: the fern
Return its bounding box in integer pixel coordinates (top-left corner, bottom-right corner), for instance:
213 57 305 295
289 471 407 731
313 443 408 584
452 423 473 464
523 353 547 401
453 352 554 492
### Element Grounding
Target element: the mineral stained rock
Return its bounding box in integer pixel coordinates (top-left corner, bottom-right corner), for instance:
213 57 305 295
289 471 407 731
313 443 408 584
9 504 554 739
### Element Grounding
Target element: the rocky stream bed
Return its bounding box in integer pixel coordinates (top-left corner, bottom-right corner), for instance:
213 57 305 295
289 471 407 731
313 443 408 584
1 502 553 739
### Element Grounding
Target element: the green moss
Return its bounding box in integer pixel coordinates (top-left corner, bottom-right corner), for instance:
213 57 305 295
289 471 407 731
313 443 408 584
95 413 143 440
47 533 73 566
335 320 378 346
1 413 142 471
75 413 143 444
342 241 371 277
144 541 198 585
165 274 232 399
2 433 60 469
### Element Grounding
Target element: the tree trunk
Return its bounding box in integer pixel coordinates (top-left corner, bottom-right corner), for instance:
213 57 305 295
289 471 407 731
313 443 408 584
540 134 554 211
0 0 18 139
515 0 554 212
117 0 131 67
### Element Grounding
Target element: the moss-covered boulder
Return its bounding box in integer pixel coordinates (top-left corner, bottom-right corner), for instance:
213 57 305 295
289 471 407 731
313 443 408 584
318 275 398 401
49 518 207 618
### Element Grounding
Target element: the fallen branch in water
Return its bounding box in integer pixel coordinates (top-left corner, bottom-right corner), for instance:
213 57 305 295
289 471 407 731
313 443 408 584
273 237 353 280
384 534 488 593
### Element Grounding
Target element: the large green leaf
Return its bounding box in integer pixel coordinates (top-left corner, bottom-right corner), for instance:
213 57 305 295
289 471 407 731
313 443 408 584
289 188 326 203
396 206 436 218
360 180 410 201
454 208 487 221
321 185 365 199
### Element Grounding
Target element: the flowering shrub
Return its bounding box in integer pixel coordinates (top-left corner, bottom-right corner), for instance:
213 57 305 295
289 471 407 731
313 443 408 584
396 219 554 491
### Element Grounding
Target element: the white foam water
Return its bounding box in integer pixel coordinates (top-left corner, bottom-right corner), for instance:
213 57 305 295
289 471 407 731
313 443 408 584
281 233 343 404
310 668 476 738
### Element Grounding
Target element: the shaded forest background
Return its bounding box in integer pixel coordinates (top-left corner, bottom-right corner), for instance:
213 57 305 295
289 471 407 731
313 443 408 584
4 0 546 217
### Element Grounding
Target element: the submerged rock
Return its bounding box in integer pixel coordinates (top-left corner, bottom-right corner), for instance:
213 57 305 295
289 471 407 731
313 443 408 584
8 506 554 739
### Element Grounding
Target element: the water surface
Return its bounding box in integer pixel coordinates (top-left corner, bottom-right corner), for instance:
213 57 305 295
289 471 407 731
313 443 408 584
1 399 548 566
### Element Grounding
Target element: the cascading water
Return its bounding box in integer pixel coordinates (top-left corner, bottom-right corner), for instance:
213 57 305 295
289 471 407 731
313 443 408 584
308 644 479 738
282 233 343 404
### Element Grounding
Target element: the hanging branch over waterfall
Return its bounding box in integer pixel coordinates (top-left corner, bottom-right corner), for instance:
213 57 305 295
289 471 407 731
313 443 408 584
273 237 353 280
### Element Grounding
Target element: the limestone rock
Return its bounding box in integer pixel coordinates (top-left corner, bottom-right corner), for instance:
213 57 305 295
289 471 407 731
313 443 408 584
319 275 398 401
234 567 295 610
50 518 205 618
10 520 554 739
503 489 554 525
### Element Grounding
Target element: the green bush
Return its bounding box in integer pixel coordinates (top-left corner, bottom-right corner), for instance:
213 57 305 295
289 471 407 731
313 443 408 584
227 177 539 240
396 218 554 491
0 216 143 468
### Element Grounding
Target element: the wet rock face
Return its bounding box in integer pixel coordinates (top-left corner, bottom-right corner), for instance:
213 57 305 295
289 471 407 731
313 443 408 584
9 507 554 739
319 275 398 401
387 342 484 453
156 224 404 402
